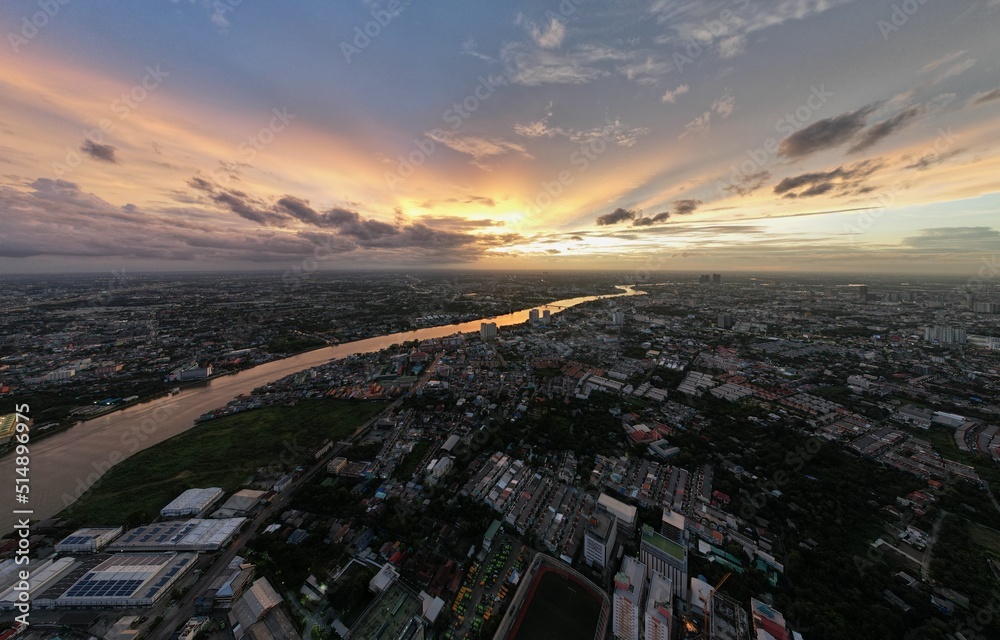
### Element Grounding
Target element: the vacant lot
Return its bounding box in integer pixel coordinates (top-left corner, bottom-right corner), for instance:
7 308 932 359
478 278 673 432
61 400 385 526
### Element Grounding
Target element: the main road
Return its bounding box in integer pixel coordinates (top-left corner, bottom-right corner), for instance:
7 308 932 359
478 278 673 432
1 286 642 533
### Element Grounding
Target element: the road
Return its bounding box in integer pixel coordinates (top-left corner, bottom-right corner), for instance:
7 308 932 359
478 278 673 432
144 401 399 640
920 509 948 580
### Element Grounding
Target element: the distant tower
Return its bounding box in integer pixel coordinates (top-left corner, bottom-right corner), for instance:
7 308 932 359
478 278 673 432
612 311 625 326
480 322 498 341
717 313 734 329
528 308 540 324
541 309 551 324
712 273 721 285
857 285 868 302
699 275 711 285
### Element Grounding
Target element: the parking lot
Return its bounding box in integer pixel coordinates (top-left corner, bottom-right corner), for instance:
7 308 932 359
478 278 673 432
445 535 526 640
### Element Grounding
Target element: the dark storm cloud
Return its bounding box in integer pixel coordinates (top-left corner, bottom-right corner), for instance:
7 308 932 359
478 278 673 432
80 139 121 163
0 175 523 265
673 199 702 215
276 195 324 225
211 190 288 227
596 207 636 225
773 160 883 198
848 105 924 153
188 176 215 192
778 103 879 158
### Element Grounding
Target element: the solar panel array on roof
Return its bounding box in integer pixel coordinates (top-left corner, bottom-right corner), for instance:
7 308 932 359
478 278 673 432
64 578 144 599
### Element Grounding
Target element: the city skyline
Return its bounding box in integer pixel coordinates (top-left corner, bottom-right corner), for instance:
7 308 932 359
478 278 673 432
1 0 999 274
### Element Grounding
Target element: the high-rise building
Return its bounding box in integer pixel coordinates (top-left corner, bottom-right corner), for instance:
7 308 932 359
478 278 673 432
712 273 721 285
612 311 626 326
699 275 711 284
856 285 868 302
480 322 498 341
644 571 673 640
717 313 734 330
924 326 967 345
541 309 551 324
660 511 686 544
528 308 540 323
613 556 647 640
597 492 638 538
707 592 750 640
584 512 617 569
640 525 687 602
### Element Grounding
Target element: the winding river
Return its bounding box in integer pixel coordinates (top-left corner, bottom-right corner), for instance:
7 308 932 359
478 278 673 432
2 286 642 533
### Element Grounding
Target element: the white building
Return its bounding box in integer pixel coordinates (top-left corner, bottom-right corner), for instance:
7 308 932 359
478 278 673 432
613 556 647 640
644 571 673 640
584 512 617 569
160 487 225 518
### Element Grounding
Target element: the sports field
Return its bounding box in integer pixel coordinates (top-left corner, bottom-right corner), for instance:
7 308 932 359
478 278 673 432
511 567 603 640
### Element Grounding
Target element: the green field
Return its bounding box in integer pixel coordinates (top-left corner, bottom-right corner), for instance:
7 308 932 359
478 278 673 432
514 570 602 640
61 400 385 527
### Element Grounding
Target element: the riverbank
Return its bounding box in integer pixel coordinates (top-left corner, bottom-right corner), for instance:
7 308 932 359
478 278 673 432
0 285 643 533
59 400 385 527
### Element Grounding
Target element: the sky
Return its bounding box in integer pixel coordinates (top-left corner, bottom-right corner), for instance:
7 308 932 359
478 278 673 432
1 0 999 276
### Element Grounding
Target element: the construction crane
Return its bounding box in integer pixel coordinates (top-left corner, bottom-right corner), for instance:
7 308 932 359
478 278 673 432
701 572 733 640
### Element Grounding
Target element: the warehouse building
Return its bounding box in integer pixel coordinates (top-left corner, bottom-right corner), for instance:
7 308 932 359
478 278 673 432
55 527 124 554
211 490 266 519
31 553 196 609
160 487 225 518
229 578 300 640
110 518 246 552
0 557 79 610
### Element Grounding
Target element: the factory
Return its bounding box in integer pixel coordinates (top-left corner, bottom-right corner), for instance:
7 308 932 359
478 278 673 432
110 518 246 552
160 487 226 518
3 552 196 610
54 527 124 554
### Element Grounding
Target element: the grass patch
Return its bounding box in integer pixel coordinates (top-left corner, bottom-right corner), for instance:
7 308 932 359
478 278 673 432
396 440 433 480
968 520 1000 558
61 400 385 526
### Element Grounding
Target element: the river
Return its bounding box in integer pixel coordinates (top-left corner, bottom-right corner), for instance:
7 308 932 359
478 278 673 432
2 286 642 533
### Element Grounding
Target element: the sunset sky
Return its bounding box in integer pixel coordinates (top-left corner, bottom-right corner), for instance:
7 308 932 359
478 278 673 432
1 0 999 275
